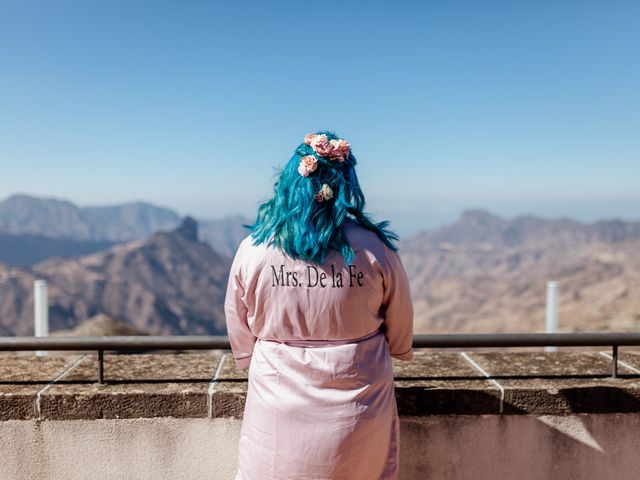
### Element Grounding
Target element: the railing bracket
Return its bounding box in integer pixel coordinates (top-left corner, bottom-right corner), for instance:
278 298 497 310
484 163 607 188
611 345 619 379
98 349 105 385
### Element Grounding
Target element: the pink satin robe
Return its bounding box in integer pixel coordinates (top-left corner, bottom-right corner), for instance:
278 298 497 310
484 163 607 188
224 218 414 480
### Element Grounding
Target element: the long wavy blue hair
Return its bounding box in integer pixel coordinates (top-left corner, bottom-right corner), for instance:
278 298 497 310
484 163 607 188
247 131 399 265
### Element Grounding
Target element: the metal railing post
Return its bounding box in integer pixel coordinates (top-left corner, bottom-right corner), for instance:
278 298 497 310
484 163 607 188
98 350 105 385
611 345 619 379
544 281 559 352
34 280 49 356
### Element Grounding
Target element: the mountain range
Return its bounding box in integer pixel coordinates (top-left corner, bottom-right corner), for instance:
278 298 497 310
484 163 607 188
0 194 638 335
0 194 251 264
0 194 181 241
0 217 231 336
401 209 640 333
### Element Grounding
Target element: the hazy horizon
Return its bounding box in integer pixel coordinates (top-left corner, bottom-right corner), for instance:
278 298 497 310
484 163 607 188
3 191 639 238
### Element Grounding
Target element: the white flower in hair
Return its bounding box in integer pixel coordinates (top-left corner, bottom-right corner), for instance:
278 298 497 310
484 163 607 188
315 184 333 202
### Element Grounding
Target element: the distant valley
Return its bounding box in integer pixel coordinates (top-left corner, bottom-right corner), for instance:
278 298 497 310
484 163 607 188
0 232 116 266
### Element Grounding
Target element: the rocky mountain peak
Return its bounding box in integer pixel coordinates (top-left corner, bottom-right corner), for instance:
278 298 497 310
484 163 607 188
175 216 199 242
459 209 503 225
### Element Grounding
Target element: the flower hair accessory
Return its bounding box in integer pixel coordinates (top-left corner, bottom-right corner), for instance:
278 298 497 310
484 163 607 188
315 184 333 203
297 155 318 177
303 133 350 162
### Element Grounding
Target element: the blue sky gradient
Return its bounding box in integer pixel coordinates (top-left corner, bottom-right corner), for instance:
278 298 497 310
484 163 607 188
1 1 639 234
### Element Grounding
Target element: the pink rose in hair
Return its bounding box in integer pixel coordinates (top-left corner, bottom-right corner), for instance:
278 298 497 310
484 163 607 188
298 155 318 177
310 134 333 157
303 133 316 145
329 139 350 162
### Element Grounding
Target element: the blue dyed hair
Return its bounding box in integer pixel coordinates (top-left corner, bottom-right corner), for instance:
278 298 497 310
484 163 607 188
248 131 399 265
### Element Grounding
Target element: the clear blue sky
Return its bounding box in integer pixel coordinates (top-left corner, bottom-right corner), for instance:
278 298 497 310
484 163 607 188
1 0 639 235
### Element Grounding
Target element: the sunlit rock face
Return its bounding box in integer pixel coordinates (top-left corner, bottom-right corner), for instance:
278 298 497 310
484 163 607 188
0 218 231 336
401 209 640 333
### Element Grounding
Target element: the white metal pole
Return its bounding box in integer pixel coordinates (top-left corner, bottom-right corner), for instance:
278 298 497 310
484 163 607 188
544 280 559 352
34 280 49 356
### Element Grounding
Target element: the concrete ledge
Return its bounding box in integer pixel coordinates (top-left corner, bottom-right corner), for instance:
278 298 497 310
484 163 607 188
4 414 640 480
2 350 640 420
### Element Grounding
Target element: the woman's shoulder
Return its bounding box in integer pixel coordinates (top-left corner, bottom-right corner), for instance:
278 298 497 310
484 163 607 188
229 234 271 279
236 234 254 251
235 233 287 265
235 234 268 258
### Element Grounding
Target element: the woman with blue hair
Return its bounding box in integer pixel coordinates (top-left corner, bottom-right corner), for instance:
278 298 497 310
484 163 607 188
225 131 414 479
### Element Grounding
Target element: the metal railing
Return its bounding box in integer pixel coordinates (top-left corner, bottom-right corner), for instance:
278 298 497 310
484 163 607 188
1 332 639 384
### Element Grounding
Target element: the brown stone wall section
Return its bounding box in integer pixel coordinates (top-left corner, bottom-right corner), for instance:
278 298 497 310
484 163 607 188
1 350 640 421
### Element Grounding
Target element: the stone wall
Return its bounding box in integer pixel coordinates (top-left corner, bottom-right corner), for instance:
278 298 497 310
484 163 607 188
1 350 640 479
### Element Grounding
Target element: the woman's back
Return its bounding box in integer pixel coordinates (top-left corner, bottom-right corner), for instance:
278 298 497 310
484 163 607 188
226 216 413 363
224 131 413 479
